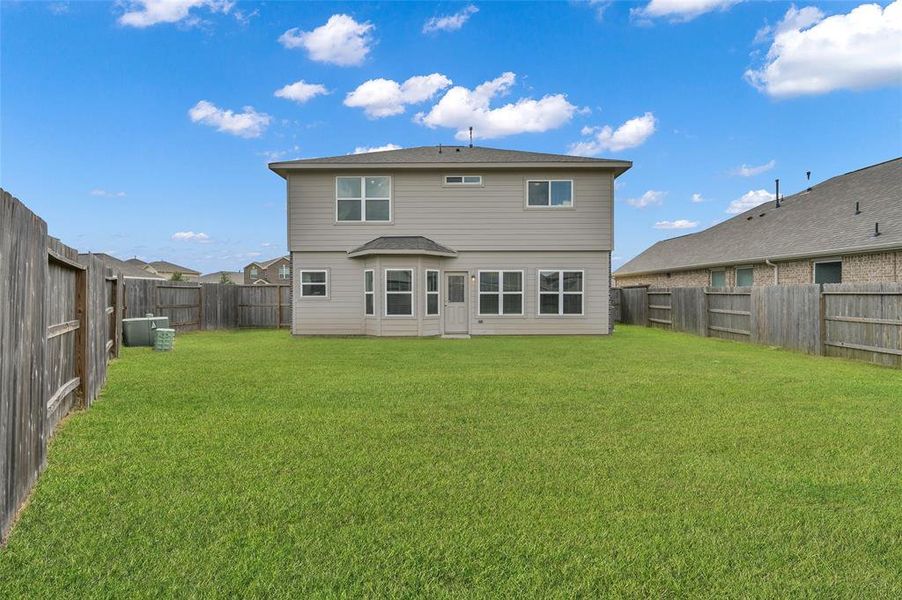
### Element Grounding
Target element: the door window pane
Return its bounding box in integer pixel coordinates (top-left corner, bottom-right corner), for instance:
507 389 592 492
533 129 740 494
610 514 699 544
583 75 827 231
448 276 464 302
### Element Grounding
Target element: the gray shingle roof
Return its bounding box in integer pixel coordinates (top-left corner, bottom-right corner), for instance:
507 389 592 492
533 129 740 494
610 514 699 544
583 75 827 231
148 260 200 274
616 157 902 276
198 271 243 284
79 253 166 280
250 255 289 269
348 236 456 257
270 145 631 172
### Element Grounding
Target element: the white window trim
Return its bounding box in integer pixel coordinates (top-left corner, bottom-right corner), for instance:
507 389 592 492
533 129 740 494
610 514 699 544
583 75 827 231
735 265 754 287
335 175 392 223
278 264 291 280
364 269 375 316
299 269 329 299
477 270 525 317
443 175 483 187
425 269 440 317
525 179 574 209
384 268 414 317
812 258 843 284
537 269 585 316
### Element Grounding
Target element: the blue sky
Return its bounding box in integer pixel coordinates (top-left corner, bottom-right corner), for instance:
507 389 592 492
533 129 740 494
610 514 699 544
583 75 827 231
2 1 900 273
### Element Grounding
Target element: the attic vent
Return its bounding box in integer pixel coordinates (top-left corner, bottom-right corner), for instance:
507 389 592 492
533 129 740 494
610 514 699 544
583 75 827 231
746 216 753 221
759 212 766 217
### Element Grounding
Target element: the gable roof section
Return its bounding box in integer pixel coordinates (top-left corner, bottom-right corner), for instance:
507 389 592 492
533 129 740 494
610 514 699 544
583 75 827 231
198 271 243 284
248 255 289 269
148 260 200 275
348 236 457 258
79 253 166 280
616 158 902 276
270 146 631 177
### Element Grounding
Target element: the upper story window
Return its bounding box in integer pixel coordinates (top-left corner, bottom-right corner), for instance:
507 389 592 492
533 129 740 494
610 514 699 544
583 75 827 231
250 266 258 276
336 176 391 222
527 180 573 207
278 265 290 280
445 175 482 186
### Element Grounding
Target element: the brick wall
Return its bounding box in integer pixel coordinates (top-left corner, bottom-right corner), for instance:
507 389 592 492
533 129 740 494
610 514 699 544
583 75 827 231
615 250 902 288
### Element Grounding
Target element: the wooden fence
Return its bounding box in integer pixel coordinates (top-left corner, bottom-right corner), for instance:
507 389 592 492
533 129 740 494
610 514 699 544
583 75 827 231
125 280 291 332
2 190 125 543
614 284 902 367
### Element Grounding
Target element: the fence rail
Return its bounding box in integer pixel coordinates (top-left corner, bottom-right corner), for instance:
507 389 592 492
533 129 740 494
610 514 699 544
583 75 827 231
614 284 902 368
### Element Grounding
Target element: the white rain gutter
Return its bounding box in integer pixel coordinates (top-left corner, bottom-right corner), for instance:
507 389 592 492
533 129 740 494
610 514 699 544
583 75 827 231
765 259 778 285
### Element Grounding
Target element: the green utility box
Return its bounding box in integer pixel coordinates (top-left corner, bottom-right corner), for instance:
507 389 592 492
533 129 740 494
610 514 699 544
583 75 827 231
122 315 170 347
154 328 175 352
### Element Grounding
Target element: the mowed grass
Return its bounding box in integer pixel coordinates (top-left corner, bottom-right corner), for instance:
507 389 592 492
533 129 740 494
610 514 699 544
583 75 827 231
1 327 900 598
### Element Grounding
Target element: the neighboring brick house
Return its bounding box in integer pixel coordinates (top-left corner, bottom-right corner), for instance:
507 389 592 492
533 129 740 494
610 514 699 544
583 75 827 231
244 255 291 285
615 158 902 288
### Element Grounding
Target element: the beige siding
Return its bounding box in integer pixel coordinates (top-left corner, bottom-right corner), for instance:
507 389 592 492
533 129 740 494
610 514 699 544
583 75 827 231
288 170 613 253
293 250 610 336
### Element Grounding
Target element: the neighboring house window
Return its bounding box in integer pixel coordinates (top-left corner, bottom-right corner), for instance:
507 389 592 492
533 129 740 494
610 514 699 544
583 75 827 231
527 180 573 207
814 261 842 284
300 270 327 297
364 270 374 316
279 265 290 280
479 271 524 315
426 270 440 316
736 267 754 286
336 176 391 222
538 270 583 315
445 175 482 185
710 270 726 288
250 267 258 276
385 269 413 316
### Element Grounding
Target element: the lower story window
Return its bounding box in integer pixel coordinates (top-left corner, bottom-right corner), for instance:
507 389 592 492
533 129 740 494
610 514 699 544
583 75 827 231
710 270 726 288
300 270 327 297
385 269 413 316
479 271 523 315
814 261 842 284
364 269 374 315
736 267 754 286
426 270 439 316
538 270 583 315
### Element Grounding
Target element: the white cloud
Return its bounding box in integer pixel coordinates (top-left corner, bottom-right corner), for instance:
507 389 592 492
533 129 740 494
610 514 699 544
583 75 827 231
48 2 69 15
274 80 328 104
691 193 704 203
730 159 776 177
568 112 657 155
726 189 775 214
423 5 478 33
415 72 577 140
188 100 270 138
90 188 126 198
345 74 452 118
352 144 403 154
117 0 234 28
632 0 742 23
279 14 374 66
654 219 699 229
746 2 902 97
626 190 666 208
261 146 302 163
171 231 210 241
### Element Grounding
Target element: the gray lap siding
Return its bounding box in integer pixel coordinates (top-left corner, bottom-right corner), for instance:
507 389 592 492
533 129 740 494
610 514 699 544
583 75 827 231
292 250 610 336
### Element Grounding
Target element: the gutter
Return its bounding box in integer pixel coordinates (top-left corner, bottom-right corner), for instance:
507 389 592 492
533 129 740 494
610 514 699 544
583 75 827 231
615 241 902 278
765 259 778 285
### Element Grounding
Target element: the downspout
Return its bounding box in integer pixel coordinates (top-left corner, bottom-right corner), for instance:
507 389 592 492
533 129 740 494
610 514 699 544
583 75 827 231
765 259 778 285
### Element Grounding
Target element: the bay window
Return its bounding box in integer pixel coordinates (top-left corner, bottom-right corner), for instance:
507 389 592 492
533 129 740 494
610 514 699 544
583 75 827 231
426 270 439 316
385 269 413 316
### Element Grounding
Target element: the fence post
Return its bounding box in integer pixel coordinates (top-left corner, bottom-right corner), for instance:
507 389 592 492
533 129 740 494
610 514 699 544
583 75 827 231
701 287 709 337
643 287 650 328
817 284 826 356
73 266 88 409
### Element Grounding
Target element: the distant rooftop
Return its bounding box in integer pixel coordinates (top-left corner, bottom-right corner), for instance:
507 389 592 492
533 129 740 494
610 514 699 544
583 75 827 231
148 260 200 275
616 157 902 276
270 145 631 176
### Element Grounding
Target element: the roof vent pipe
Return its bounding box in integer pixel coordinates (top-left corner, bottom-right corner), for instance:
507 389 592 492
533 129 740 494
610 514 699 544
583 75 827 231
468 126 474 148
775 178 781 208
874 222 881 237
855 201 861 215
438 143 442 154
806 170 812 192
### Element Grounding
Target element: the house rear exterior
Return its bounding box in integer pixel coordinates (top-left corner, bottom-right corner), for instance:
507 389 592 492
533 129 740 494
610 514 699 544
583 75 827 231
615 158 902 288
270 146 630 336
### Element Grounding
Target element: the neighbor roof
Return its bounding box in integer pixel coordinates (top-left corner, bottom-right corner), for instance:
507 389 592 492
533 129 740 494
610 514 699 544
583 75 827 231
199 271 243 284
348 236 457 258
79 253 166 280
248 255 289 269
616 157 902 276
148 260 200 275
270 146 631 177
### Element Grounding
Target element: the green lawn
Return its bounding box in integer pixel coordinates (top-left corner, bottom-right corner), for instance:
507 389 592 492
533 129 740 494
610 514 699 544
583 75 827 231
1 327 900 597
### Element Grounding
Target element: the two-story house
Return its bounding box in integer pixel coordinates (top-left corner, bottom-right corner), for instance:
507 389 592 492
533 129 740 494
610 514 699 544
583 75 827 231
269 146 631 336
243 256 292 285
